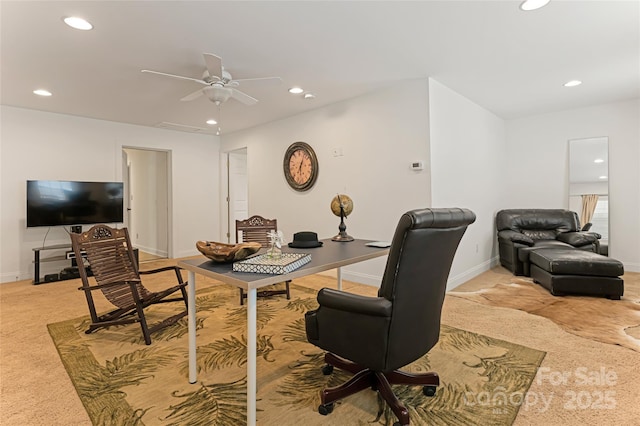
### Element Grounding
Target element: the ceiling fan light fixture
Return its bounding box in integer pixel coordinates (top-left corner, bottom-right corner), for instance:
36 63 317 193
63 16 93 30
520 0 551 11
33 89 52 97
204 86 233 105
288 87 304 94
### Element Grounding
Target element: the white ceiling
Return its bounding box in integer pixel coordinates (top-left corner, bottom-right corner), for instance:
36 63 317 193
2 1 638 136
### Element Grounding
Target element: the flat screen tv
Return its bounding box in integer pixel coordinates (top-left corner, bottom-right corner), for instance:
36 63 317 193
27 180 124 228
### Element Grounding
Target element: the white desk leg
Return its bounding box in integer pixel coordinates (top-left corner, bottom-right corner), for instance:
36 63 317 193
188 271 197 384
247 288 257 425
337 267 343 291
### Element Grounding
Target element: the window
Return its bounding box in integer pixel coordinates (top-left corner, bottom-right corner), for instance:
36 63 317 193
590 196 608 241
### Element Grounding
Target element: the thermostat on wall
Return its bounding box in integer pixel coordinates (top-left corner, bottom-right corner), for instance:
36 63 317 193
410 161 424 171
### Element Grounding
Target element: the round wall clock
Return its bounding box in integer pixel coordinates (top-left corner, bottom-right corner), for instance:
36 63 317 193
283 141 319 192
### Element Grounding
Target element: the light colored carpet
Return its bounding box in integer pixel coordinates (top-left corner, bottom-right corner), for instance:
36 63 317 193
1 259 639 425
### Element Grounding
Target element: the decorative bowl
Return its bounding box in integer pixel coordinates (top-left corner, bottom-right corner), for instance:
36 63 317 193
196 241 262 263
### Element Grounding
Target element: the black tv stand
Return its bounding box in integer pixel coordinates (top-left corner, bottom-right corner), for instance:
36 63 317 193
32 244 138 285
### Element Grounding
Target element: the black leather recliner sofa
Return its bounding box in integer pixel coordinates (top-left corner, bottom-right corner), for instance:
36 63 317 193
496 209 600 276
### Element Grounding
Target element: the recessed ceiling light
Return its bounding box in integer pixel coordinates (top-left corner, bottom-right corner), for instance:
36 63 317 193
303 93 316 100
520 0 551 11
63 16 93 30
564 80 582 87
599 176 608 180
206 119 217 125
33 89 52 97
594 158 604 163
288 87 304 94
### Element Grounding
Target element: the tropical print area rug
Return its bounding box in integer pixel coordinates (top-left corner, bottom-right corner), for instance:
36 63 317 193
48 281 545 426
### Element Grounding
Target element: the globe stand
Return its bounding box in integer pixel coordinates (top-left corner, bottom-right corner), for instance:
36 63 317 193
332 206 354 242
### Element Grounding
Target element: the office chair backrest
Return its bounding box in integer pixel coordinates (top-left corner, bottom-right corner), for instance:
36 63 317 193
378 208 476 369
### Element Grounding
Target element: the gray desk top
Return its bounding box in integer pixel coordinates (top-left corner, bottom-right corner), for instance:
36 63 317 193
177 238 389 291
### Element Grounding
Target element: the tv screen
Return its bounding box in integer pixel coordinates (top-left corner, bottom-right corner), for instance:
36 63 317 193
27 180 124 227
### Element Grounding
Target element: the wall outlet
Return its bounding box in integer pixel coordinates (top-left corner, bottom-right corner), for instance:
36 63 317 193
410 161 424 171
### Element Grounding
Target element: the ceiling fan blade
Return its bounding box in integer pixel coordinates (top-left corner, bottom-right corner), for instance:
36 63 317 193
230 88 258 106
180 88 204 102
203 53 223 80
231 76 283 85
141 69 207 85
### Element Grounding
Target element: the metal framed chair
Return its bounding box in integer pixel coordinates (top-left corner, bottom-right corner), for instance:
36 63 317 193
235 215 291 305
70 224 188 345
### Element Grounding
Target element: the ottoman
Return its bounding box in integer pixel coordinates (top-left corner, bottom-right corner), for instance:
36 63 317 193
529 248 624 300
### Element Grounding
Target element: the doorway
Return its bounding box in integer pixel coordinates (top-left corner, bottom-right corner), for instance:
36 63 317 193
122 148 171 260
227 148 248 243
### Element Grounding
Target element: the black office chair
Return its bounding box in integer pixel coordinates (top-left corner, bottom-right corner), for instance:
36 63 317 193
305 208 476 426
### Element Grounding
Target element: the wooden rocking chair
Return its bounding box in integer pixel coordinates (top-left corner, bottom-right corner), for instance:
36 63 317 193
70 224 188 345
236 215 291 305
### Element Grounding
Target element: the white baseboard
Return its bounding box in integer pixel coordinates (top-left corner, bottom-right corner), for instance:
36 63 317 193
1 271 31 284
317 257 501 290
622 261 640 273
340 269 382 287
134 244 168 258
315 269 382 287
446 256 500 291
176 249 200 259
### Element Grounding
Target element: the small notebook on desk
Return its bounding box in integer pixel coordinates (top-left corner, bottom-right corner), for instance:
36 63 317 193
365 241 391 248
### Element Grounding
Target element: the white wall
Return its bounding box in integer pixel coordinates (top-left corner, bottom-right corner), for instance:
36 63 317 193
1 106 220 282
221 79 432 285
428 79 507 288
506 99 640 271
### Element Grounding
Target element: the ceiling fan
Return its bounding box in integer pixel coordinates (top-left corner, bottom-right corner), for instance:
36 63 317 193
141 53 282 106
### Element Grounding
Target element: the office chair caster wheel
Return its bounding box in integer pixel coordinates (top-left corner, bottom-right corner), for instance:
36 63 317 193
321 364 334 375
423 385 437 396
318 403 334 415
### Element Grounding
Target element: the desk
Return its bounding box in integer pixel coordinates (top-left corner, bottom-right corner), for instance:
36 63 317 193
177 238 389 425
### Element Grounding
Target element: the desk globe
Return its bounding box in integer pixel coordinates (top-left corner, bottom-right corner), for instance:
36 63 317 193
331 194 354 242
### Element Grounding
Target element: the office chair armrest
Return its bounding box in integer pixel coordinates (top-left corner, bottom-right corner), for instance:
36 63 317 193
317 288 392 317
